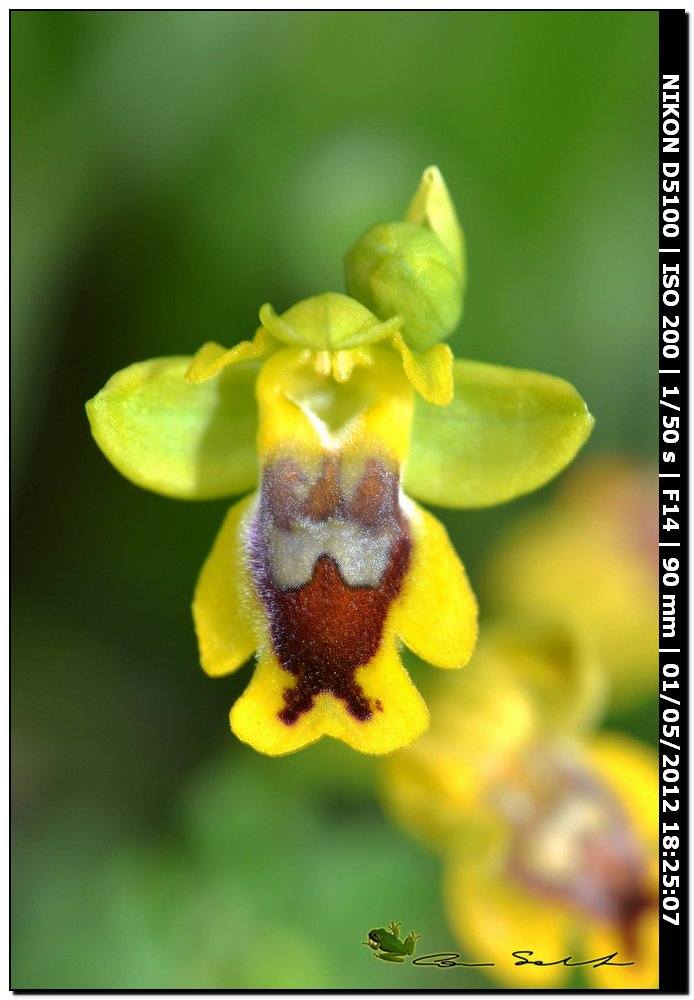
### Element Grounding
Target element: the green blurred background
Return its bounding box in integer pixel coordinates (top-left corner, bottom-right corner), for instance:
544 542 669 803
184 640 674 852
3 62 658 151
12 11 657 989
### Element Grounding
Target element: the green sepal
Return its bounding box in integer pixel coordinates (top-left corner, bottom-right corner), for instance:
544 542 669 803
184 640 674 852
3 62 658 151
86 356 259 500
403 359 594 508
259 293 400 350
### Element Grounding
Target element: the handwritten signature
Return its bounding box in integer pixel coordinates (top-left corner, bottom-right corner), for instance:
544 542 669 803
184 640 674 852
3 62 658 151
412 951 634 969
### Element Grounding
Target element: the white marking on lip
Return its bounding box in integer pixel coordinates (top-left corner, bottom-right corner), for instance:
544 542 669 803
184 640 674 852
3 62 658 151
266 519 398 589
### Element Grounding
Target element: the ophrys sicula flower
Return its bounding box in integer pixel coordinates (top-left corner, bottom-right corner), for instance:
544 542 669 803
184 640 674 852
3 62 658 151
484 457 657 705
87 167 594 755
382 623 658 989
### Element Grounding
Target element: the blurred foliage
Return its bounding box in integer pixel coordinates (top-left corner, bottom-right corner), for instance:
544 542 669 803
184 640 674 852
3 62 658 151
14 743 491 989
12 10 656 989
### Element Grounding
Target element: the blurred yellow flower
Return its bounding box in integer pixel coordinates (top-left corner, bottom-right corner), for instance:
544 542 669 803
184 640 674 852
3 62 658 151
484 457 657 704
382 626 658 988
86 167 593 755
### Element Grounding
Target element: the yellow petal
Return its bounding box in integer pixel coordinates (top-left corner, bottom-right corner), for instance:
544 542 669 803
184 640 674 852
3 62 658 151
382 745 504 854
585 732 659 846
478 621 606 737
381 657 535 852
391 330 454 405
578 734 659 987
582 908 658 990
230 639 428 756
484 459 655 704
192 494 258 677
445 858 576 989
393 500 477 669
186 327 276 383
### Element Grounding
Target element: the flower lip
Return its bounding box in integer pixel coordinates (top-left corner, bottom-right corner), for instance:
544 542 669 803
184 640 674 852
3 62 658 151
496 743 654 941
248 455 412 726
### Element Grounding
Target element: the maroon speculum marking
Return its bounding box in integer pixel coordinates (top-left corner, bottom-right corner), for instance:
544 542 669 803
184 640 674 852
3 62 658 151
504 749 655 956
248 456 411 725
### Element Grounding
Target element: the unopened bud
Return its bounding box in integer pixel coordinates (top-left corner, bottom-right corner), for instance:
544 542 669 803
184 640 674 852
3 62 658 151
406 165 465 283
345 221 462 350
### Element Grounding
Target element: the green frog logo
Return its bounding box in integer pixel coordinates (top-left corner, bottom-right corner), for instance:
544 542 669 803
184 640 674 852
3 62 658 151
363 921 421 962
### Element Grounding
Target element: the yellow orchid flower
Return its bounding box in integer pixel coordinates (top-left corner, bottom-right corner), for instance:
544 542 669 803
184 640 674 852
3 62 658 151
186 295 478 755
86 167 593 756
484 456 658 704
382 625 658 988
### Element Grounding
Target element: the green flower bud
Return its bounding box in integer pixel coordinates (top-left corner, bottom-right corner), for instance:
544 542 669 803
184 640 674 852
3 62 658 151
344 221 463 351
405 165 465 283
